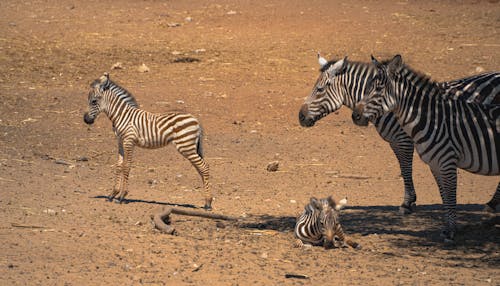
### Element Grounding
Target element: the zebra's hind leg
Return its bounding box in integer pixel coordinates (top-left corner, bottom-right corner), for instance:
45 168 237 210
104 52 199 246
389 139 417 214
176 145 213 210
485 182 500 213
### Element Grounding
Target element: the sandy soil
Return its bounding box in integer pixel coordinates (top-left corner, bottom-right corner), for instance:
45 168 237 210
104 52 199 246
0 0 499 285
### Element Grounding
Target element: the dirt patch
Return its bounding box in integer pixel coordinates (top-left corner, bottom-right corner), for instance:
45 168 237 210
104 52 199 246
1 0 499 285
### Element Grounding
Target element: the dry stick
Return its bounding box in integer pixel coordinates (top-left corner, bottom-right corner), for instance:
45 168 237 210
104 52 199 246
152 206 238 234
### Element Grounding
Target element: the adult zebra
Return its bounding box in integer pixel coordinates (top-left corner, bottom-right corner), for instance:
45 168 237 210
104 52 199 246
299 54 500 214
83 73 213 210
352 55 499 242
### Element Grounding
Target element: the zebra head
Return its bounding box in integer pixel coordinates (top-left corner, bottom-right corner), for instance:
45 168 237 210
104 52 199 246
352 55 402 126
311 196 346 249
299 54 348 127
83 73 111 125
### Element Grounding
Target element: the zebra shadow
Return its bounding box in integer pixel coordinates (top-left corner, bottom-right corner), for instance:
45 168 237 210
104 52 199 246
91 195 198 209
238 204 498 248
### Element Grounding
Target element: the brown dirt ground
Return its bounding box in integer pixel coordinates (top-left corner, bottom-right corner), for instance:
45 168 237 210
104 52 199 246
1 0 499 285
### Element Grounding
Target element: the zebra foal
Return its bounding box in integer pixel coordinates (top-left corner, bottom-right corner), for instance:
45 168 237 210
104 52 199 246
83 73 213 210
352 55 500 242
294 196 359 249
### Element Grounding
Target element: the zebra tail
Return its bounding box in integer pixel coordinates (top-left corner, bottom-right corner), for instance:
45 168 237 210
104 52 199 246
196 125 204 159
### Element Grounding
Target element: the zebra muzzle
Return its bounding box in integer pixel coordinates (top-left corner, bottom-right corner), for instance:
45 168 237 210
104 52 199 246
83 113 95 125
351 108 369 126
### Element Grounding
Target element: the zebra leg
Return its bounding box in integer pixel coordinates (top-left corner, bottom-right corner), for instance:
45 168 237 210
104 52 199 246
431 166 458 243
389 140 417 214
176 147 213 210
334 224 360 249
117 141 135 204
109 138 124 202
485 182 500 213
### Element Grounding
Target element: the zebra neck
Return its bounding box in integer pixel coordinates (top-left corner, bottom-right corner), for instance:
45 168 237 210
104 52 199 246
392 72 443 135
103 94 136 124
344 63 377 109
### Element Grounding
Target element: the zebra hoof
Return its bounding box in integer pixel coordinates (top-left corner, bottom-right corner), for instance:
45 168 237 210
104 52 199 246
399 203 416 215
440 230 456 245
203 205 212 211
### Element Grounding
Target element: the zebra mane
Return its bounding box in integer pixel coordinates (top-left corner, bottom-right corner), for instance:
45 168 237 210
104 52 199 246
92 75 139 108
395 64 443 96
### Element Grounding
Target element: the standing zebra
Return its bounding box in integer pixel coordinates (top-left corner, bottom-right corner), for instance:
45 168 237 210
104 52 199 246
299 53 500 214
352 55 500 242
83 73 213 210
294 196 359 249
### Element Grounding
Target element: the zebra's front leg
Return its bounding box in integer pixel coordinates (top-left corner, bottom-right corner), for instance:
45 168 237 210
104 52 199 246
431 166 458 243
485 182 500 213
117 141 135 204
389 139 417 215
109 138 124 202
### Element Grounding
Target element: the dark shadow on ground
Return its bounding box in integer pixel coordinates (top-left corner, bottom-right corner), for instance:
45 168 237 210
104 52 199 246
238 204 499 251
91 195 198 209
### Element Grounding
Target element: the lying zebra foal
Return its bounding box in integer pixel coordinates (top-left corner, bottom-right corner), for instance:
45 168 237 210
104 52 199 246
294 196 360 249
83 73 213 210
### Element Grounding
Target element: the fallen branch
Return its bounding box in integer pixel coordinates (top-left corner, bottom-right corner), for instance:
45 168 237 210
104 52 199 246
151 206 238 235
11 223 45 229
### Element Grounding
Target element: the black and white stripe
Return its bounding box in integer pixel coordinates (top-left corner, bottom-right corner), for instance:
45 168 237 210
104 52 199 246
83 73 213 210
294 196 358 248
299 54 500 214
352 55 499 242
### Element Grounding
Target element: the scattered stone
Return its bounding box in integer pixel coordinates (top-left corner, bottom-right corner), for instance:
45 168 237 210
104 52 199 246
267 161 279 172
111 62 123 70
172 57 200 63
54 159 71 166
167 22 181 28
43 209 57 215
226 10 237 15
185 17 193 22
76 156 88 162
137 63 150 73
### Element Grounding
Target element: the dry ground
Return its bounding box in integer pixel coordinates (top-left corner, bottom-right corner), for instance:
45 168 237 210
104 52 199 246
0 0 499 285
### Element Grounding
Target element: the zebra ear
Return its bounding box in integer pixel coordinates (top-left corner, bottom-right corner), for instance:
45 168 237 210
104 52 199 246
387 55 403 78
336 197 348 211
309 197 322 210
326 196 337 209
318 52 328 67
99 73 110 91
328 56 348 77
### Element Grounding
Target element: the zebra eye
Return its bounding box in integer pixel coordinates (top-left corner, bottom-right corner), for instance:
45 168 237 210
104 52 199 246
90 99 98 105
316 87 325 93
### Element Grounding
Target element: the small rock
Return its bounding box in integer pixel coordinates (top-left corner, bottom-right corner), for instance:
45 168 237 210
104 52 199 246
267 161 279 172
137 63 150 73
43 209 57 215
185 17 193 22
111 62 123 70
216 221 226 229
476 66 485 73
290 199 296 204
226 10 237 15
261 252 268 259
167 22 181 28
76 156 88 162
